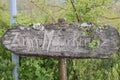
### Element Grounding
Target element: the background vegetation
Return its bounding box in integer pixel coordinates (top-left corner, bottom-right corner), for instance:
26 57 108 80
0 0 120 80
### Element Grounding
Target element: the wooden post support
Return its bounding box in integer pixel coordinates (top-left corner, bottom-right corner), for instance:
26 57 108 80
58 18 67 80
59 58 67 80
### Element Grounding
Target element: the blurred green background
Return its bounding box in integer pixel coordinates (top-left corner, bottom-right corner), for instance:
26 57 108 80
0 0 120 80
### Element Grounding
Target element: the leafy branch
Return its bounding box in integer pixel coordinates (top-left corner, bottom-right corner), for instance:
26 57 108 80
70 0 80 22
84 1 106 14
30 1 56 22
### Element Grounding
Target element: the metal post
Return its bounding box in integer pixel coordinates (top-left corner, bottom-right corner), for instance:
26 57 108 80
9 0 19 80
58 58 67 80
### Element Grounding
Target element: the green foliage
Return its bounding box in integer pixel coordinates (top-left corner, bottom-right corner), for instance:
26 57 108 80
13 14 32 25
63 0 120 80
89 39 100 49
0 2 13 80
0 44 14 80
67 52 120 80
19 57 58 80
14 0 65 24
1 0 120 80
0 2 10 37
64 0 111 22
98 8 120 33
81 31 88 36
80 28 89 36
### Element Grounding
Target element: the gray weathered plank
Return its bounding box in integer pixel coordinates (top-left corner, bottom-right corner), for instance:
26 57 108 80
0 22 120 58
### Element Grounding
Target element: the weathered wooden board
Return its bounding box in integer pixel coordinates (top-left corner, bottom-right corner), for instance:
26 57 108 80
0 22 120 58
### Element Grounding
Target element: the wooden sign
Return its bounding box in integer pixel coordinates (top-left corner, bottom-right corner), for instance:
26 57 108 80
0 22 120 58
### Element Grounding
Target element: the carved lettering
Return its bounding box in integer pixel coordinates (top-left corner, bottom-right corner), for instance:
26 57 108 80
1 23 119 58
42 30 55 51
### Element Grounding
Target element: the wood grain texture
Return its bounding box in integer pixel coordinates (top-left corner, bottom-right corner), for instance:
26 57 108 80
1 23 120 58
